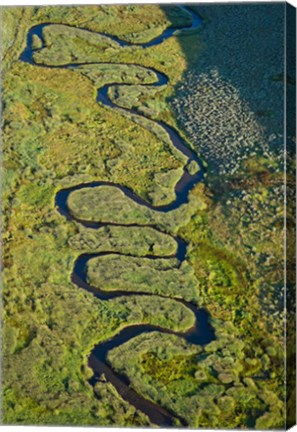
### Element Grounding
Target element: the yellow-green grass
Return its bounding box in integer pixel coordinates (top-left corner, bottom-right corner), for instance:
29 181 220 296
87 255 199 302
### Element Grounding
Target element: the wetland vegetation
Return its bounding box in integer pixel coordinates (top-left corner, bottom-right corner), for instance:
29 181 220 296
2 2 294 429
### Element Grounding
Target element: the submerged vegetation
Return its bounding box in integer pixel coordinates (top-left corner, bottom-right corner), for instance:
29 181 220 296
2 2 291 430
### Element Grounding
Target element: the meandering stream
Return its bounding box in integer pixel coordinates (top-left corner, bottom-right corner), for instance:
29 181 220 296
21 6 215 426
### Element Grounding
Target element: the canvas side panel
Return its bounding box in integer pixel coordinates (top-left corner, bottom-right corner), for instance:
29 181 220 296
0 5 2 426
286 2 296 429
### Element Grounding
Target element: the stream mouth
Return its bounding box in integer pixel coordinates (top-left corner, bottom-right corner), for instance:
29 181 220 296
20 5 214 427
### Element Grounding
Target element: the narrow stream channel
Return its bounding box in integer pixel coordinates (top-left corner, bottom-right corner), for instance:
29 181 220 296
20 6 215 427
